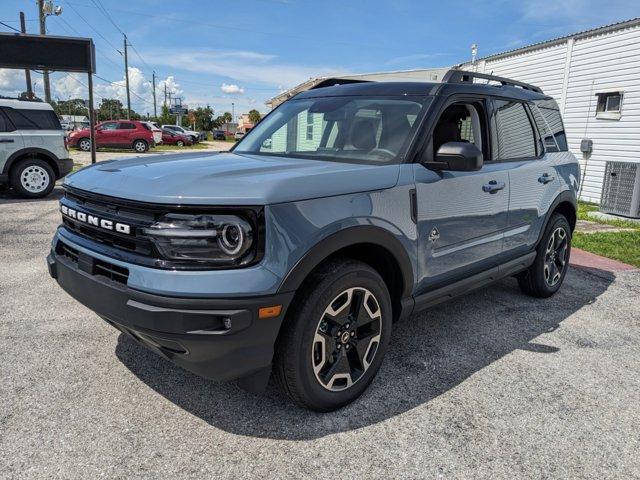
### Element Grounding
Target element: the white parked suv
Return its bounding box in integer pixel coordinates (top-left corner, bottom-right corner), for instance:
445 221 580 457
0 99 72 198
161 124 199 143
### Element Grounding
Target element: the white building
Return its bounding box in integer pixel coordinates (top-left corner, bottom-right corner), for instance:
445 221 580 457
267 18 640 204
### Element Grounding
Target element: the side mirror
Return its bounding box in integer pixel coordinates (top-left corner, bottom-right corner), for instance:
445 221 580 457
424 142 483 172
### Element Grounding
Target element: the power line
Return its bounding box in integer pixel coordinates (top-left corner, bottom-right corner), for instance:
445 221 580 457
94 74 154 106
0 20 21 32
89 0 124 35
53 16 122 69
62 0 122 53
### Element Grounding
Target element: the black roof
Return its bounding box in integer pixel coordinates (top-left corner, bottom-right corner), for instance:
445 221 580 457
294 70 550 102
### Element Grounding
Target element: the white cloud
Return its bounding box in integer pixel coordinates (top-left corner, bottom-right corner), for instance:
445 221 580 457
221 83 244 94
0 69 28 97
50 69 182 114
144 48 340 89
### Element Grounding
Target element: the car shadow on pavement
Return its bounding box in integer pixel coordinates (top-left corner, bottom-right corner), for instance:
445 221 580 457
0 186 64 205
115 266 613 440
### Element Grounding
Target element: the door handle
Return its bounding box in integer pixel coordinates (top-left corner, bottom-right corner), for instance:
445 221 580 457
0 138 15 143
482 180 506 193
538 173 555 184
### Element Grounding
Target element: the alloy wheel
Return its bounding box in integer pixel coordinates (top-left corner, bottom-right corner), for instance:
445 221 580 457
20 165 50 194
79 139 91 151
311 287 382 391
134 141 147 152
544 226 568 286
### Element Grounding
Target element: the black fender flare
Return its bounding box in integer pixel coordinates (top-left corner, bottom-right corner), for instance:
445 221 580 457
277 225 414 299
535 189 577 247
2 147 61 176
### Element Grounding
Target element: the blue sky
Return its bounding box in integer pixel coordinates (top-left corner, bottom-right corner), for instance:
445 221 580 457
1 0 638 117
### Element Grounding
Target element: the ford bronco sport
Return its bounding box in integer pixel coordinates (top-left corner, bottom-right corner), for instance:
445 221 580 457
0 99 72 198
48 70 579 411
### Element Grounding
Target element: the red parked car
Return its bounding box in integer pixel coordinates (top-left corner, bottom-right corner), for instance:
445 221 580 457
161 128 193 146
67 120 154 153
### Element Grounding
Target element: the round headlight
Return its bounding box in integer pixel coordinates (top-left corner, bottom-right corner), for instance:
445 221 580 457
219 223 244 255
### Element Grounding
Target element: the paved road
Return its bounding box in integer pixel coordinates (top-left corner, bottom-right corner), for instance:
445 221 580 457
1 187 640 479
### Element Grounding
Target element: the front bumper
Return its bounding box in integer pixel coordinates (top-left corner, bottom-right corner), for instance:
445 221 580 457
47 244 294 384
56 158 74 179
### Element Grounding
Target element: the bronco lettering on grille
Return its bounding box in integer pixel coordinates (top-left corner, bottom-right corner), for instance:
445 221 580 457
61 204 132 235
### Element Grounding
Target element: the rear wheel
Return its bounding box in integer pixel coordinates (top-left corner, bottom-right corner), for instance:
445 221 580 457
518 213 571 298
10 158 55 198
133 140 148 153
78 138 91 152
274 259 392 411
176 140 184 147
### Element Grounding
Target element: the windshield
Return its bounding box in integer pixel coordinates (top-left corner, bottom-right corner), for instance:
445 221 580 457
234 95 431 164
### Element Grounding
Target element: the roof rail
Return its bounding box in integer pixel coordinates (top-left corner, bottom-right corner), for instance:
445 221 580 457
310 78 371 90
441 69 544 94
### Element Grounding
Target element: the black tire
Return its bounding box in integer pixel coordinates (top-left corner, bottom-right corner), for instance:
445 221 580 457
133 140 148 153
273 259 392 411
518 213 572 298
78 138 91 152
10 157 56 198
176 140 184 147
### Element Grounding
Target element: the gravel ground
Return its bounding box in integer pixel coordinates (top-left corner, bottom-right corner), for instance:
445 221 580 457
1 186 640 479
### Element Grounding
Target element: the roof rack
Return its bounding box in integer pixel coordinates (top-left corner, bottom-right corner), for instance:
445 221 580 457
441 69 544 94
310 78 371 90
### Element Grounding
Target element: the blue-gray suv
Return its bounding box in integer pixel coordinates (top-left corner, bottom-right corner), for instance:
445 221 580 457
48 70 580 411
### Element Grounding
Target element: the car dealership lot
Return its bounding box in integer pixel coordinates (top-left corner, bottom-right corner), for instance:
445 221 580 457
2 184 640 479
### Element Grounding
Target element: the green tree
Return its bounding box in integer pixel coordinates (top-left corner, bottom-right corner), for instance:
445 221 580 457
96 98 125 121
52 98 86 117
157 104 176 126
190 106 215 131
248 109 261 124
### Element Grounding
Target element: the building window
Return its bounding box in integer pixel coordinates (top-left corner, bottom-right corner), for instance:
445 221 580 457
596 91 623 120
306 111 314 140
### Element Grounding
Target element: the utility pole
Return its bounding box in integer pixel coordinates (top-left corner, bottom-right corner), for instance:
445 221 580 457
19 12 33 99
164 83 167 107
37 0 51 102
123 34 131 119
36 1 62 103
152 71 157 119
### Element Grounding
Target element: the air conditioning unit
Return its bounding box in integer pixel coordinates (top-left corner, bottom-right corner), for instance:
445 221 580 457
600 161 640 218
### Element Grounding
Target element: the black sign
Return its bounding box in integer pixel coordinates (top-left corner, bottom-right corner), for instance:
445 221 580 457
169 106 188 115
0 33 96 73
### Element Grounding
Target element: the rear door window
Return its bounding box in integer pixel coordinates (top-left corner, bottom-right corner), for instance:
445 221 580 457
4 108 61 130
530 99 568 152
116 122 136 130
0 110 13 132
492 100 537 160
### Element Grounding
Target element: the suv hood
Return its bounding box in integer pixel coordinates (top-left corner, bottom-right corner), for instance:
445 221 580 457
64 152 400 205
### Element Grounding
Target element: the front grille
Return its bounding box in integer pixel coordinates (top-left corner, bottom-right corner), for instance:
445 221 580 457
56 241 129 285
94 259 129 284
61 188 157 257
59 242 79 263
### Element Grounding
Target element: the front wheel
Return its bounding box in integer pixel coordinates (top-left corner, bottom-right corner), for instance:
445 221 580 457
133 140 148 153
274 259 392 411
176 140 184 147
10 158 55 198
518 213 571 298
